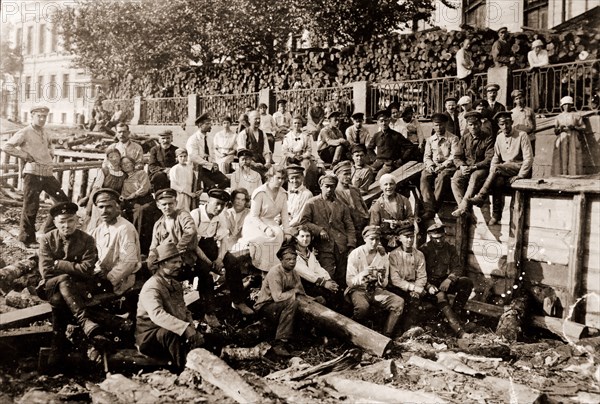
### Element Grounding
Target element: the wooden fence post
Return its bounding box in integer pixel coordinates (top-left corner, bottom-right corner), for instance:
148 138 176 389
351 81 369 119
567 193 586 323
130 96 142 125
185 94 198 135
259 88 273 113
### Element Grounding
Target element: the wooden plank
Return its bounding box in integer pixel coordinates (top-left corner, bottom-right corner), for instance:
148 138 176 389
506 190 527 291
567 193 587 322
455 214 469 271
528 196 574 230
0 303 52 330
363 161 424 205
511 177 600 194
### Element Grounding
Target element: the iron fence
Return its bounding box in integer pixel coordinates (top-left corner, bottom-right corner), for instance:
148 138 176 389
370 73 488 120
143 97 188 125
511 59 599 115
197 92 260 122
274 86 354 120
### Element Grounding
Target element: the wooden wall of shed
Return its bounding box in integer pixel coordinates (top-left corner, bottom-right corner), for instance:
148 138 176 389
582 196 600 328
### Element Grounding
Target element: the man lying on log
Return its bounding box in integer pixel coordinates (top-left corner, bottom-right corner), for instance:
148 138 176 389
136 242 205 372
345 225 405 338
420 223 474 337
38 201 111 369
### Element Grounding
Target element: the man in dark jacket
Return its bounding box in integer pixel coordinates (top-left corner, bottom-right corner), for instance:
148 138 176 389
148 130 179 191
442 97 460 137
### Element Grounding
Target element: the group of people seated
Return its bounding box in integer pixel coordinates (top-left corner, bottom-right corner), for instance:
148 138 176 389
35 86 556 371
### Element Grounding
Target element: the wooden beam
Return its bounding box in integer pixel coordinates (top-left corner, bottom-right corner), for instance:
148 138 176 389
505 190 527 296
0 303 52 330
455 213 469 271
363 161 424 204
567 193 587 323
511 178 600 194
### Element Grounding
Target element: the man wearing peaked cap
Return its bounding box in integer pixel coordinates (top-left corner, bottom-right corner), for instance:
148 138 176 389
511 87 536 154
345 222 405 337
420 221 474 337
491 26 514 68
334 159 370 242
31 105 50 114
350 143 375 195
136 241 206 370
443 96 460 137
39 200 106 363
431 113 448 123
149 129 179 192
1 103 69 248
346 112 371 159
464 110 482 121
286 163 314 227
485 84 506 130
317 109 349 166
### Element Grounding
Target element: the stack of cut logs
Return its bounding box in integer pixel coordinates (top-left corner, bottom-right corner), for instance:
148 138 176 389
109 27 599 100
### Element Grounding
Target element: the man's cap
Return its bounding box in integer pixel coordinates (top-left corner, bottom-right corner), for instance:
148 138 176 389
175 148 188 156
458 96 472 106
351 143 367 154
237 148 253 158
427 223 446 235
464 111 483 121
277 99 288 105
222 115 233 123
49 201 79 218
31 105 50 114
258 103 268 109
327 111 341 119
351 112 365 120
398 222 415 236
362 225 381 239
474 99 489 108
493 111 513 121
486 83 500 92
560 96 574 106
277 240 297 259
155 188 178 201
285 164 305 176
333 160 352 175
154 242 183 265
431 113 448 123
208 188 230 202
532 39 544 48
444 96 458 103
498 27 508 33
158 130 173 137
401 106 414 117
387 102 400 111
92 188 121 204
195 113 210 125
511 90 524 99
319 174 338 186
375 110 391 119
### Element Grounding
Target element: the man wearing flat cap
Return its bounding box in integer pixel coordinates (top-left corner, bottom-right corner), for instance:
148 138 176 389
334 160 370 241
38 201 104 366
2 105 69 247
90 188 141 296
388 223 427 332
299 174 356 287
148 130 179 191
350 144 375 195
510 90 536 154
473 99 494 135
451 111 495 218
469 111 533 225
186 113 230 190
136 242 205 371
286 165 313 227
345 225 405 337
367 110 418 180
457 96 473 135
443 97 460 137
317 111 350 166
420 223 473 337
420 113 459 221
346 112 372 155
491 27 515 68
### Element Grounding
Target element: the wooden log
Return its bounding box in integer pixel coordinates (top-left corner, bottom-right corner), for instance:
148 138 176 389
186 348 263 404
495 296 528 342
296 295 392 357
530 316 588 342
322 375 446 404
567 193 586 322
363 161 424 205
0 303 52 330
511 177 600 194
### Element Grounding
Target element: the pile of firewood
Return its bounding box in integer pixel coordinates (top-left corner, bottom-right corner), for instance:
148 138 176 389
108 27 599 100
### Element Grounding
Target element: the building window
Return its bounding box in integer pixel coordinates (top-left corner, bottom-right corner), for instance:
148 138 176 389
26 26 33 55
62 74 69 99
39 24 46 54
76 86 84 99
37 75 43 100
61 113 67 124
25 76 31 100
16 28 22 51
51 25 58 52
524 0 548 29
464 0 487 28
49 75 57 99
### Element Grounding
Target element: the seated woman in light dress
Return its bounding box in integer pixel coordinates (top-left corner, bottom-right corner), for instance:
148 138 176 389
212 115 237 173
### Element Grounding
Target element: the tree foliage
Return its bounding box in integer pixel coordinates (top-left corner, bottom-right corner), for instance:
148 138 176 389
55 0 438 80
0 23 23 77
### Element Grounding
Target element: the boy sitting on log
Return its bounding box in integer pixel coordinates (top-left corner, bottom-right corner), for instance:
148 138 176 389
136 242 205 372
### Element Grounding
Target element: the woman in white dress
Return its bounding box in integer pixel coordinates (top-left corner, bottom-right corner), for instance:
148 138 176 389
212 115 237 173
235 166 291 271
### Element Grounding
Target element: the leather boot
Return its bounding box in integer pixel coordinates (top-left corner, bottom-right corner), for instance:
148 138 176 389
59 283 100 338
441 305 465 338
383 311 402 337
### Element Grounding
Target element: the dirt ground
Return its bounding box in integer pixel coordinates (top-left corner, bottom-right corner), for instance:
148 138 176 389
1 205 599 403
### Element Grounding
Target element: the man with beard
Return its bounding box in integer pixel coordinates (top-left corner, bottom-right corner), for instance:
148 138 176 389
38 202 106 368
420 223 473 337
136 242 205 371
148 130 179 191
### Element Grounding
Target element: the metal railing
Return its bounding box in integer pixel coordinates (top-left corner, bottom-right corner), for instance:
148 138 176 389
101 98 135 123
512 59 599 115
197 92 260 122
274 86 354 120
370 73 487 119
143 97 188 125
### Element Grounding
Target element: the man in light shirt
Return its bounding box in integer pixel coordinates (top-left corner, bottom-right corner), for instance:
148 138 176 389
105 123 144 170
